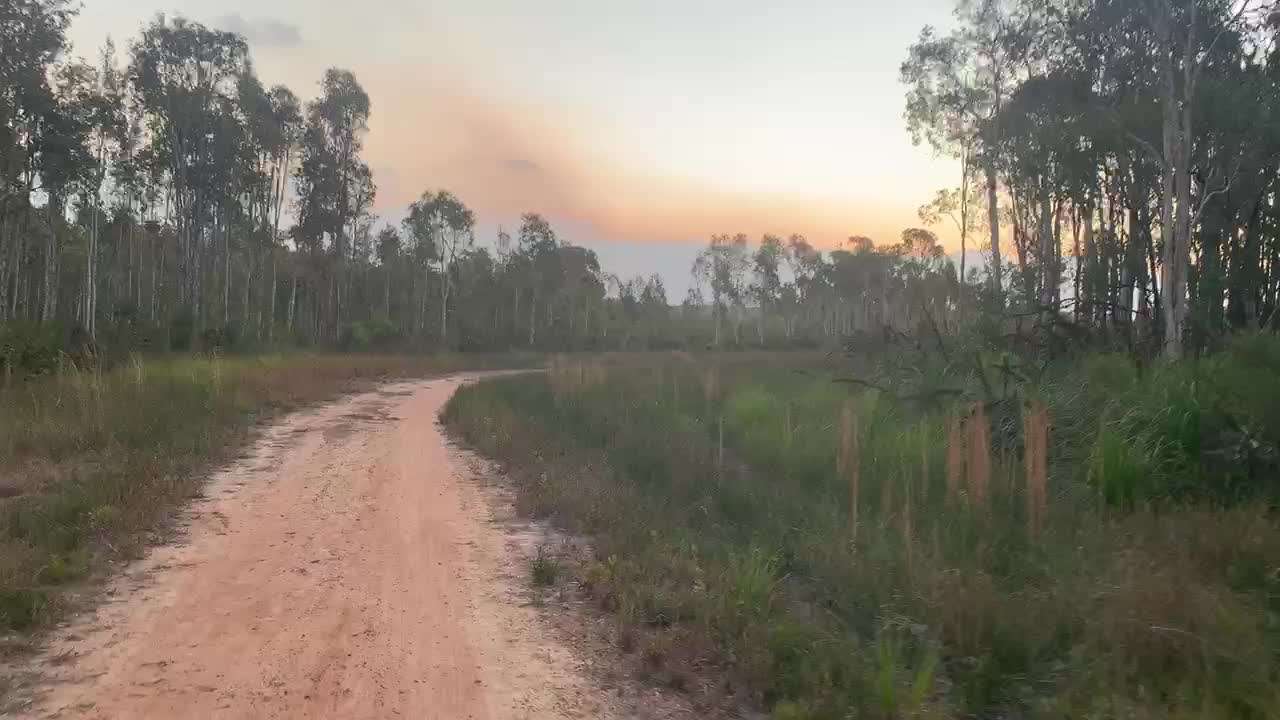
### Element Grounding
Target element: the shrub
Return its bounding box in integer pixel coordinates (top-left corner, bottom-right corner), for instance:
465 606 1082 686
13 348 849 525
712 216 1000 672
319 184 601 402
200 323 239 352
169 307 195 351
341 318 403 351
0 321 96 381
531 544 560 586
1093 337 1280 506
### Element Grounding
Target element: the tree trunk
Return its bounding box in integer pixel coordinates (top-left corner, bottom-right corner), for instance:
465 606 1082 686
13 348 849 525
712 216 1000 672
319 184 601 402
1158 32 1192 359
130 198 140 313
85 197 98 339
1135 204 1152 341
528 293 537 347
1071 208 1082 323
512 286 520 342
42 200 59 324
1096 200 1110 328
267 250 277 343
986 163 1002 299
713 303 721 347
0 215 10 323
150 229 159 323
287 275 297 336
1038 190 1055 319
439 257 449 342
384 266 392 320
1120 205 1140 329
243 255 254 337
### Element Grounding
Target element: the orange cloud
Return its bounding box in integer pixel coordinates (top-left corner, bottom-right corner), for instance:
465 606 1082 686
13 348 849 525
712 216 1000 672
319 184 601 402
357 65 955 252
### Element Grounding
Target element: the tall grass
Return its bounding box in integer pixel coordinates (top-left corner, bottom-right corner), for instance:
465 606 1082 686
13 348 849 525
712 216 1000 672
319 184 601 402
1022 399 1049 535
0 352 534 630
444 346 1280 719
838 401 860 536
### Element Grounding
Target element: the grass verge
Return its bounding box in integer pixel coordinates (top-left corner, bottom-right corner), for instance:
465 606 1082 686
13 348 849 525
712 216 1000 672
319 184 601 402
0 352 537 632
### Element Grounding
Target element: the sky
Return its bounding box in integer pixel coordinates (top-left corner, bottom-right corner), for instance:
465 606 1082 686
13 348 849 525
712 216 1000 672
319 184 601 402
68 0 962 297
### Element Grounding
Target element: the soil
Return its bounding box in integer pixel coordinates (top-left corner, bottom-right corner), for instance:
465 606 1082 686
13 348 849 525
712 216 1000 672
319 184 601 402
2 375 701 720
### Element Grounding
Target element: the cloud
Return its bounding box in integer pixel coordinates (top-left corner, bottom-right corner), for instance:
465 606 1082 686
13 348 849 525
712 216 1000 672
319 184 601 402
359 69 936 254
504 157 542 174
215 13 302 49
363 72 588 224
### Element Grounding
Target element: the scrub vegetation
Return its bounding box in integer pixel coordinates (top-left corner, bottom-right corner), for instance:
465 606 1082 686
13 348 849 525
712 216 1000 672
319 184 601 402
445 343 1280 719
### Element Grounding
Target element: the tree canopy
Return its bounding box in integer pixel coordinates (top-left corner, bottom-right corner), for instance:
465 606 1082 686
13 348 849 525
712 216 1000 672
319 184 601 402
4 0 1280 361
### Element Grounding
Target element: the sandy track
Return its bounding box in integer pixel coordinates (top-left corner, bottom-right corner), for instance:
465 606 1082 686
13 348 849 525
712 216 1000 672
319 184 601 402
13 375 640 719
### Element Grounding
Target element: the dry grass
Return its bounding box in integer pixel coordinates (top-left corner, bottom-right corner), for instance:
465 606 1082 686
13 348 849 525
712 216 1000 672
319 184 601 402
966 403 991 509
1022 399 1049 535
702 368 719 410
944 404 992 509
549 356 607 402
0 351 536 631
839 401 861 536
945 411 964 501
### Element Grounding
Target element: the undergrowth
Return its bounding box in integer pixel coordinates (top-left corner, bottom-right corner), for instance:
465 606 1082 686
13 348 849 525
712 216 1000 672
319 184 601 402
531 544 561 586
443 343 1280 719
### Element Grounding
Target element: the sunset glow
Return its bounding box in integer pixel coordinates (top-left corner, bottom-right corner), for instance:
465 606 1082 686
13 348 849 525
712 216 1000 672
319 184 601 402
72 0 961 279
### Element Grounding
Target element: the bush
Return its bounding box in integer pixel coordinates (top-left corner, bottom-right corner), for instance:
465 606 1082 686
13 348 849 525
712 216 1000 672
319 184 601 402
169 307 195 351
200 323 239 352
1091 334 1280 506
0 589 49 629
530 544 560 586
0 321 96 381
340 318 403 351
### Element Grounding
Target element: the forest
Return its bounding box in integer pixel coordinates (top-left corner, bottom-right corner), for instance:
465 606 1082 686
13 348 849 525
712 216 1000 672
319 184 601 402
3 0 1279 368
438 0 1280 716
5 0 1280 717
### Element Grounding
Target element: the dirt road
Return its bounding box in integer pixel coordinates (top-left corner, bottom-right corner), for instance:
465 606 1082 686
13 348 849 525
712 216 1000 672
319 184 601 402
15 375 659 719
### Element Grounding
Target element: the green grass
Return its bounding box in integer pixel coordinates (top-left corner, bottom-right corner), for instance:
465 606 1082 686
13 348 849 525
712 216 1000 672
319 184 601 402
531 544 561 586
0 351 538 631
443 346 1280 719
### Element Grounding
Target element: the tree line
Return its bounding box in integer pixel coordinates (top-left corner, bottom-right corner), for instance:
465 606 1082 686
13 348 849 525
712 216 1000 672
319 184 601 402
5 0 1280 363
0 0 951 359
0 3 629 354
902 0 1280 358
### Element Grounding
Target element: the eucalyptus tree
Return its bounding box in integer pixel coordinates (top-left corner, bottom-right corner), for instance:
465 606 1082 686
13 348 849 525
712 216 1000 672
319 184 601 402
402 190 473 340
130 15 249 326
81 43 127 338
374 225 401 321
262 85 301 341
752 234 785 343
693 233 750 346
293 68 371 342
32 61 91 324
902 0 1017 299
0 0 78 323
1132 0 1261 356
516 212 558 346
919 182 979 318
430 191 473 339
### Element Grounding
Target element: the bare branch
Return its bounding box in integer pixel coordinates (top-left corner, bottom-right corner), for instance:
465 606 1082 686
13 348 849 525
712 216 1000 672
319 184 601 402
1192 155 1242 226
